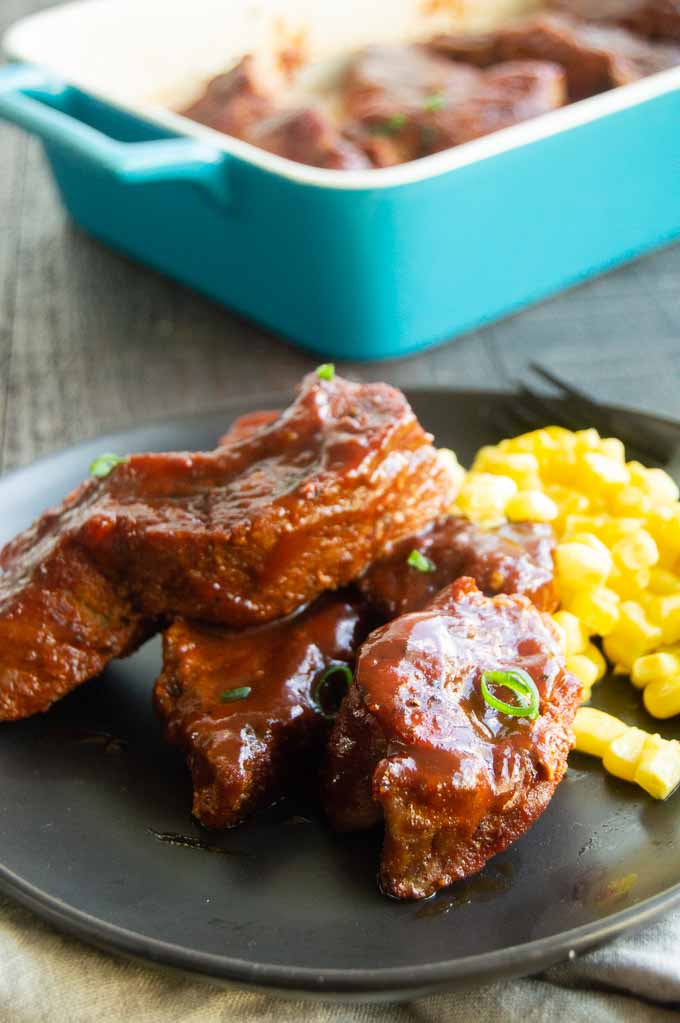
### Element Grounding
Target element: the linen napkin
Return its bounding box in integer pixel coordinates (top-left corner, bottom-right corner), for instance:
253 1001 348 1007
1 894 678 1022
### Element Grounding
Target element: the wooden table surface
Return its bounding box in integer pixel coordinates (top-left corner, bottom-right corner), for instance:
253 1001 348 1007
1 0 680 476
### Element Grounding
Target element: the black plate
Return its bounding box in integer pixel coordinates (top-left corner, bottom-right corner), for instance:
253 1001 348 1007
1 389 679 1003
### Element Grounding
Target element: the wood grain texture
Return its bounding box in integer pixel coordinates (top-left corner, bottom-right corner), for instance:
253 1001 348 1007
1 0 679 474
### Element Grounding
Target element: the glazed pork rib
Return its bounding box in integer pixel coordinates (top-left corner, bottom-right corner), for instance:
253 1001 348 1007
323 577 580 900
343 45 566 166
359 515 558 619
549 1 680 43
429 13 680 100
155 592 370 828
0 372 458 721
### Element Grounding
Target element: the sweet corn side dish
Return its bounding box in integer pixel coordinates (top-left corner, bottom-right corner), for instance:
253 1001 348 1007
456 426 680 800
574 708 680 800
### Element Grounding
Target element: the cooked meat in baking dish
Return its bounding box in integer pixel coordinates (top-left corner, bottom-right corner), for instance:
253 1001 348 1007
154 592 371 828
344 46 565 166
179 7 680 169
323 577 580 899
182 55 369 169
550 0 680 43
0 372 457 720
359 516 558 618
429 13 680 100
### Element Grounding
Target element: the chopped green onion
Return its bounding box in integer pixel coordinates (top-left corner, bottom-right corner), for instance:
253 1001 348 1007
220 686 252 703
316 363 335 381
371 113 407 136
407 549 436 573
423 92 445 112
312 663 353 719
480 668 540 720
89 453 129 478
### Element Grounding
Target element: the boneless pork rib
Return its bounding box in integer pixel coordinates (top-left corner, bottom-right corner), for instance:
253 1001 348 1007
323 577 580 899
0 372 458 721
154 592 371 828
359 515 558 619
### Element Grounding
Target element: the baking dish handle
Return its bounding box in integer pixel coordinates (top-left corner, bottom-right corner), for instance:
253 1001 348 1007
0 64 230 205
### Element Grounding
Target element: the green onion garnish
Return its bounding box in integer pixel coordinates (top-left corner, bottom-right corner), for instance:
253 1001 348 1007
407 549 436 573
312 663 353 720
480 669 540 720
220 686 252 703
424 92 445 112
371 113 407 136
89 453 129 478
316 363 335 381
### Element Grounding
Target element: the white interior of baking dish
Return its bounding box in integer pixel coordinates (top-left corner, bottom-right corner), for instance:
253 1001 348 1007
5 0 680 189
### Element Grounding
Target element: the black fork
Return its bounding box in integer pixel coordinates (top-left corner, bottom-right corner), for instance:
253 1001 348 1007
495 363 680 479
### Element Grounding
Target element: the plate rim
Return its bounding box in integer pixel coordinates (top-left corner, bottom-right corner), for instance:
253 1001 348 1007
2 388 680 998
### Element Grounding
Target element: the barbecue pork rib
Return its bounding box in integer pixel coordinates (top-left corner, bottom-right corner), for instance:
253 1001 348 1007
0 372 458 721
359 516 558 619
343 45 565 166
429 13 680 100
323 577 580 899
155 592 370 828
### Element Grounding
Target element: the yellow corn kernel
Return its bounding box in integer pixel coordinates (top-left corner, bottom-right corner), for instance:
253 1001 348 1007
580 451 631 488
631 651 680 689
573 707 628 757
505 490 558 523
634 734 680 799
566 587 620 637
574 428 601 451
648 593 680 645
580 686 592 704
599 517 647 546
603 727 648 782
649 505 680 556
552 610 589 655
628 462 680 504
648 567 680 596
545 485 591 522
582 642 607 682
608 566 652 601
556 542 613 590
643 676 680 719
599 437 626 463
456 472 517 526
471 448 541 490
610 486 653 518
501 428 566 459
612 531 659 572
563 531 611 557
603 601 662 668
567 653 599 689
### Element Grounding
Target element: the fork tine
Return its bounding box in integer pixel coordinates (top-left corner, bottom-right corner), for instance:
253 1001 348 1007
529 362 672 465
516 384 586 433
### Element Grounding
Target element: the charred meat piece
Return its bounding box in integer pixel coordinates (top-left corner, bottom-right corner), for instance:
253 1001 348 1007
154 592 369 828
429 14 680 99
246 108 371 169
550 1 680 44
343 46 564 165
0 373 458 720
182 56 276 139
323 578 580 899
360 516 558 619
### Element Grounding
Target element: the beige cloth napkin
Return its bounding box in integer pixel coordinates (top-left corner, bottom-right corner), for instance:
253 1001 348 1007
2 895 679 1022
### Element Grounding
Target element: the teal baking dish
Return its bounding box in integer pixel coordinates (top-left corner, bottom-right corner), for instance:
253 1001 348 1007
2 0 680 361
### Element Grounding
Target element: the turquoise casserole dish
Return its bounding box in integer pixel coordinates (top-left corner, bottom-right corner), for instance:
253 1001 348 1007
2 0 680 361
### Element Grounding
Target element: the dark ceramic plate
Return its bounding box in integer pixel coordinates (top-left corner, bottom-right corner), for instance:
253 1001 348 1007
1 389 679 1003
